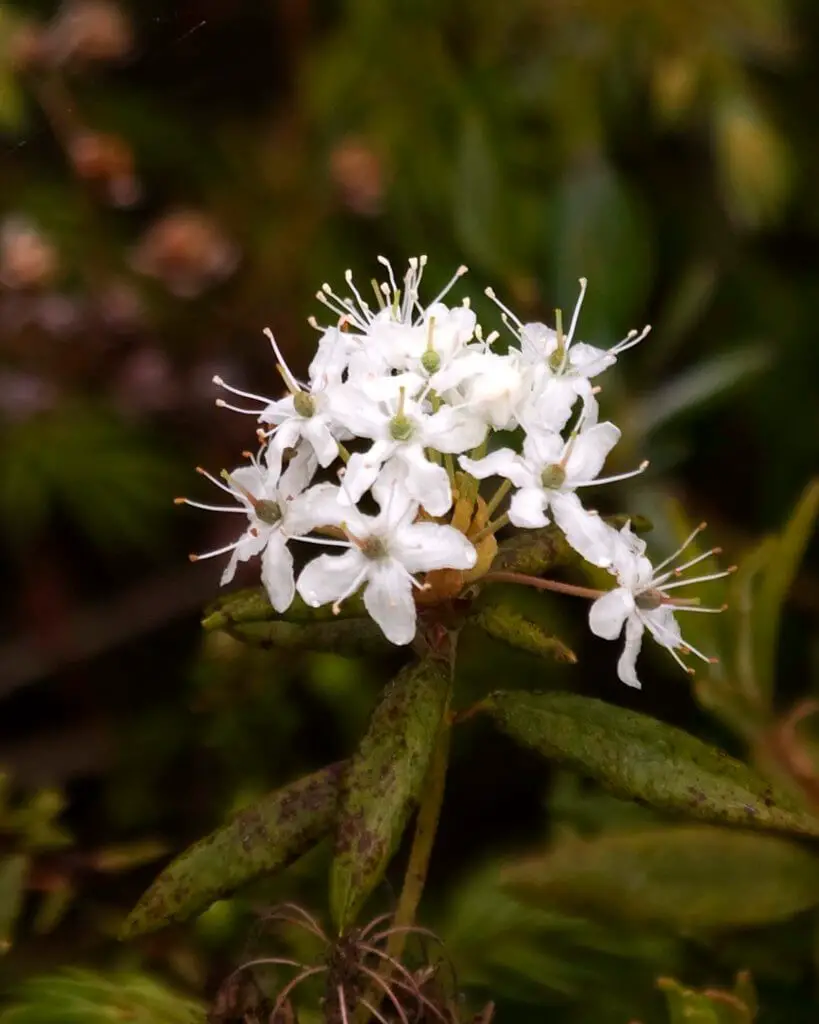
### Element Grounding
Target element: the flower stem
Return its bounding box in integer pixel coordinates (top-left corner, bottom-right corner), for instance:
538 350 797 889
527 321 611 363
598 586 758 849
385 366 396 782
472 512 509 545
484 478 511 520
444 452 456 488
482 570 605 600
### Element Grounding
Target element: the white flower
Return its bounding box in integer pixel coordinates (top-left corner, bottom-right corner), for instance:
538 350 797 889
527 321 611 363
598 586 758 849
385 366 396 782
180 446 318 612
296 483 477 645
311 257 470 382
589 522 732 687
213 329 350 476
486 279 651 428
461 422 644 566
331 381 486 516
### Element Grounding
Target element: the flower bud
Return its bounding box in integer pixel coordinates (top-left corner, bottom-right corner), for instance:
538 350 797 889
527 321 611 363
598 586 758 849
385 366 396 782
46 0 133 65
129 210 239 299
0 218 59 290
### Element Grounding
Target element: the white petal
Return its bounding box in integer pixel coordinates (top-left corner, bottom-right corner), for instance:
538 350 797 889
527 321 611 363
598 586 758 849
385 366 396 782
219 527 268 585
363 561 417 645
569 342 615 379
564 422 621 484
296 549 365 607
302 416 341 468
644 605 684 650
329 386 388 439
226 464 266 505
395 446 453 517
521 429 564 469
392 522 477 573
423 405 487 453
341 441 395 505
550 492 616 568
509 487 549 528
286 482 346 533
459 449 532 487
277 444 317 498
261 530 295 612
589 588 633 640
308 326 352 386
617 615 644 687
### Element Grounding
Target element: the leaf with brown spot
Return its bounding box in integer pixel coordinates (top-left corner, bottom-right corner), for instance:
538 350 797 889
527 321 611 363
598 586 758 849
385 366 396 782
483 691 819 836
330 658 450 931
120 763 344 939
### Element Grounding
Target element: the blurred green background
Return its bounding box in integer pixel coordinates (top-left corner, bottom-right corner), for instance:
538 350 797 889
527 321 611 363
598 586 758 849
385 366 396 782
1 1 819 1021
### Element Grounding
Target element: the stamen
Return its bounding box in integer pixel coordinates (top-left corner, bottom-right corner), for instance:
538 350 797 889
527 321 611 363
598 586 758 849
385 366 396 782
671 603 729 613
652 522 707 573
262 328 305 393
196 466 237 496
565 277 588 346
610 323 652 355
188 539 241 562
174 497 245 513
212 376 272 405
377 255 399 296
215 398 263 416
484 287 523 331
653 547 723 585
572 460 650 487
331 566 369 614
428 264 468 307
658 566 737 592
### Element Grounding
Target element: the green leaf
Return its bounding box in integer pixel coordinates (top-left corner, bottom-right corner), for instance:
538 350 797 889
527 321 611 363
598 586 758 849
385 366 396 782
658 975 756 1024
203 587 367 629
331 658 450 931
475 605 576 664
202 587 388 655
755 479 819 704
453 113 509 275
503 825 819 930
0 855 28 954
120 763 344 938
551 161 653 339
483 691 819 836
0 969 204 1024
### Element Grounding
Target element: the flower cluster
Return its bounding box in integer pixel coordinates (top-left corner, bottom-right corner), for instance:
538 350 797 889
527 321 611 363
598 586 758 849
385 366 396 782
181 257 732 685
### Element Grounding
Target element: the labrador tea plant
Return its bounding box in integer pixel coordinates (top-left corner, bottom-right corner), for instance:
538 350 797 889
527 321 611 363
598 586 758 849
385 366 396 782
118 258 819 1023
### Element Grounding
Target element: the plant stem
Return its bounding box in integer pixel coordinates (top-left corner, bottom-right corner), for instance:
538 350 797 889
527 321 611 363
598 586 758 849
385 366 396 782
385 711 451 964
484 479 511 520
354 676 454 1024
444 452 456 488
472 512 509 545
482 570 605 600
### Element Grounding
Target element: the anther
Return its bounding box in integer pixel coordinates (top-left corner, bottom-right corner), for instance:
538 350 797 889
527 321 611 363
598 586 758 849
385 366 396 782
188 553 199 562
173 497 186 505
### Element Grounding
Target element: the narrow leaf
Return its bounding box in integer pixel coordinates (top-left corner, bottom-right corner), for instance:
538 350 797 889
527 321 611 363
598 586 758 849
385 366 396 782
331 658 450 931
475 605 576 664
755 478 819 703
203 587 366 630
504 825 819 930
217 617 389 657
484 691 819 836
0 855 28 954
121 763 344 938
